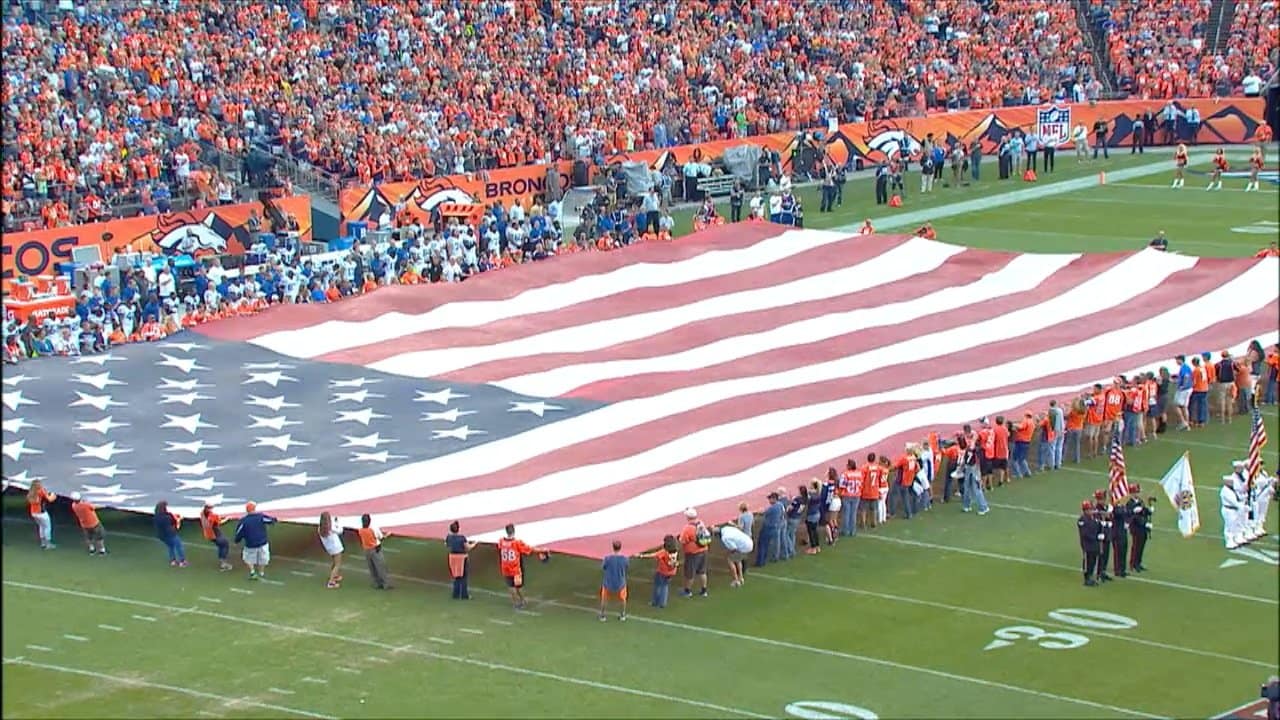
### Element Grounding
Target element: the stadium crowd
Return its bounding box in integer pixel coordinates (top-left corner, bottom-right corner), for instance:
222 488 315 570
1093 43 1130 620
7 0 1274 230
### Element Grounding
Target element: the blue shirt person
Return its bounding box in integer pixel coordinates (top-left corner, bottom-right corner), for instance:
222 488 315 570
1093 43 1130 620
599 541 630 621
235 502 277 579
444 520 477 600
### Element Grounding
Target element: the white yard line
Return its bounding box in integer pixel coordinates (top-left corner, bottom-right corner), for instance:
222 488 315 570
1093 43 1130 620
131 614 158 622
752 571 1272 668
97 624 124 632
62 634 89 643
426 637 454 645
267 687 297 696
197 596 223 604
2 657 333 719
457 628 484 635
228 588 254 595
300 677 328 685
488 619 514 626
335 666 362 675
290 571 315 578
24 645 52 653
858 534 1276 605
0 581 770 720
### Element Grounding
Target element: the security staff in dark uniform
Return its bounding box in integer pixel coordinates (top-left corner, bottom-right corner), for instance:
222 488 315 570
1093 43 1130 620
1092 117 1110 160
792 199 804 228
1077 500 1103 586
1092 490 1113 582
874 162 889 205
1127 483 1153 572
1042 135 1056 172
834 164 847 206
1110 490 1131 578
1131 114 1146 154
819 167 836 212
729 181 744 223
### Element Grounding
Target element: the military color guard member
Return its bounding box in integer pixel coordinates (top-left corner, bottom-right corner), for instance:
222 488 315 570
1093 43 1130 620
1078 500 1104 586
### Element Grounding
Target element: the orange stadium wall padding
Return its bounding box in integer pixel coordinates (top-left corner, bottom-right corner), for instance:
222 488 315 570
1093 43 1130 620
2 196 312 280
338 98 1266 228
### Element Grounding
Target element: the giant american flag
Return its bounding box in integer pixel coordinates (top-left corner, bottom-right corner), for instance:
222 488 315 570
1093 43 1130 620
3 224 1278 557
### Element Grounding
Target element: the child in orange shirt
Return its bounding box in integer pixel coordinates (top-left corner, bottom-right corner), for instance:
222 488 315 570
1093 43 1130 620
636 535 679 609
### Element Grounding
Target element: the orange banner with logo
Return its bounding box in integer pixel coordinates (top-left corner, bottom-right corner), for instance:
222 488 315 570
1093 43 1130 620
338 98 1266 228
2 196 312 280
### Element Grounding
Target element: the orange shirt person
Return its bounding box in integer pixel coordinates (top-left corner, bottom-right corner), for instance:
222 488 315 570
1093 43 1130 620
26 480 57 549
637 534 680 609
200 502 233 571
70 492 107 555
496 523 544 609
677 508 712 596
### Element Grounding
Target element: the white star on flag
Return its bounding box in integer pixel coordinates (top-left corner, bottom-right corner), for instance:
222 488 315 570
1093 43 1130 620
157 378 213 391
71 372 124 391
5 470 45 488
341 432 397 449
350 450 409 463
432 425 486 441
71 353 125 366
77 465 134 479
70 392 126 411
156 354 209 374
252 434 309 452
330 389 385 404
74 441 133 461
160 391 216 406
173 477 233 492
75 416 129 435
331 377 380 388
160 413 217 435
79 483 123 495
164 439 221 454
245 394 301 412
248 415 302 431
87 492 149 504
258 456 313 469
3 439 43 461
243 370 299 388
414 388 469 405
508 400 564 417
2 374 33 386
186 492 242 507
2 417 38 434
421 408 476 423
242 361 296 370
170 460 226 476
333 408 389 426
158 342 209 353
3 389 39 410
269 471 327 487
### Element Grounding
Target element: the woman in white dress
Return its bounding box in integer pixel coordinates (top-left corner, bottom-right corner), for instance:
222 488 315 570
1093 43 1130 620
318 512 344 588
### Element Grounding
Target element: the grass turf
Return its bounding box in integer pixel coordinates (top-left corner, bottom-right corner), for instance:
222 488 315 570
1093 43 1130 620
3 150 1278 719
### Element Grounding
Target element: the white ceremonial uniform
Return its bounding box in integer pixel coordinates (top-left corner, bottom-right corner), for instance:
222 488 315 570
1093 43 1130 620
1220 479 1244 548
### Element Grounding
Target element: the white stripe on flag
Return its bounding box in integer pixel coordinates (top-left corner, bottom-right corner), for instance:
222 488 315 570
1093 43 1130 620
368 237 963 378
249 227 846 358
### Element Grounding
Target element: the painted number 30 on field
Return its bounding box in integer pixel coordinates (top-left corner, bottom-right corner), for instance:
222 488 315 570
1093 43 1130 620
984 608 1138 652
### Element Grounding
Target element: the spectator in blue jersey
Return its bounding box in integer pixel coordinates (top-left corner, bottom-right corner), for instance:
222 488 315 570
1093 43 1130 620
1173 355 1193 430
153 500 187 567
599 540 629 622
755 490 785 567
235 502 277 580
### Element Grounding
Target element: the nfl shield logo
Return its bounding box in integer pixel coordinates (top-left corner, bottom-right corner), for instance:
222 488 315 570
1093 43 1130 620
1037 105 1071 148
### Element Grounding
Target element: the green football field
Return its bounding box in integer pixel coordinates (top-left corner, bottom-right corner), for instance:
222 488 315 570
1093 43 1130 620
3 147 1278 720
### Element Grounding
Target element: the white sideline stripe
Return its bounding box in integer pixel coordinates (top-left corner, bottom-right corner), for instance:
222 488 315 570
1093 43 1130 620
840 150 1246 235
268 687 297 696
341 259 1274 528
380 546 400 554
373 238 961 378
300 677 328 685
2 582 771 719
496 251 1075 397
132 614 157 622
198 596 223 603
987 502 1202 540
3 657 333 719
252 226 849 358
97 624 124 632
25 645 52 652
335 666 361 674
488 619 514 626
290 571 315 577
427 637 454 645
367 656 390 664
859 534 1277 605
229 587 254 595
518 610 542 616
572 592 597 600
457 628 484 635
753 571 1273 668
260 578 285 586
62 634 89 643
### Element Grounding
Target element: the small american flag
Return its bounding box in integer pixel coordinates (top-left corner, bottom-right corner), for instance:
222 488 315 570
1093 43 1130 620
1247 397 1268 481
1109 425 1131 503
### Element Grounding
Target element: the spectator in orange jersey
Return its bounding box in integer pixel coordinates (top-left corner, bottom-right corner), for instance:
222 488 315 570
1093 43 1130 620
636 535 680 609
70 493 107 555
1189 357 1210 427
1083 383 1107 458
358 514 392 590
497 523 545 610
361 274 379 294
1100 378 1126 448
400 266 422 285
678 508 714 592
859 454 883 529
27 480 57 549
200 502 233 572
915 222 938 240
1255 242 1279 258
1010 413 1036 479
858 219 875 235
1065 396 1087 464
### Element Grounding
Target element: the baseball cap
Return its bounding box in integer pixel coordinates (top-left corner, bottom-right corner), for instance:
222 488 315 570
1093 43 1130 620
776 486 787 496
1081 500 1093 511
70 492 82 502
767 491 779 500
1130 483 1141 493
1093 490 1105 500
245 502 257 513
683 507 697 519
